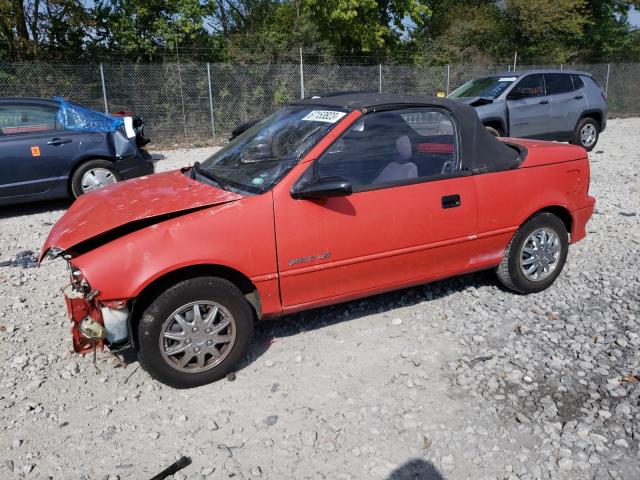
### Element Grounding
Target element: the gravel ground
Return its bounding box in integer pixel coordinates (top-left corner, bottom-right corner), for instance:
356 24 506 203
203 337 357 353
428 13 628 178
1 119 639 480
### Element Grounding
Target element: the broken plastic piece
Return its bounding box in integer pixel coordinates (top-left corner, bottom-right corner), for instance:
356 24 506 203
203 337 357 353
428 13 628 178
150 456 192 480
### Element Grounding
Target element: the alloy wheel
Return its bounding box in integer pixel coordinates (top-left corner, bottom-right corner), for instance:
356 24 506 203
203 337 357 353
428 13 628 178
580 124 597 148
80 167 117 193
519 227 561 281
159 301 236 373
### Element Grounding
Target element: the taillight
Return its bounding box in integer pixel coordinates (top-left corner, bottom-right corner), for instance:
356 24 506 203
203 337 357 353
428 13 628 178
602 91 608 102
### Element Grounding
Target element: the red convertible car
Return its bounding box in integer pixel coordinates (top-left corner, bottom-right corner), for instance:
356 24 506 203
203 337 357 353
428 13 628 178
41 93 595 388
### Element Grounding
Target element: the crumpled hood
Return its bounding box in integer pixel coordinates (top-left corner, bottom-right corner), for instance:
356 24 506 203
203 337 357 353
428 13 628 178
40 170 244 261
455 96 494 107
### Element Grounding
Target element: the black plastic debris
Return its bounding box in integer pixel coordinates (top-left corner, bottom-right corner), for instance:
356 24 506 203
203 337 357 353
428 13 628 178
149 456 191 480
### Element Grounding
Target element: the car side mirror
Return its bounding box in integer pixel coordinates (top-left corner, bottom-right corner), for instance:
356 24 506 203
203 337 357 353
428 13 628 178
291 176 352 200
507 90 524 100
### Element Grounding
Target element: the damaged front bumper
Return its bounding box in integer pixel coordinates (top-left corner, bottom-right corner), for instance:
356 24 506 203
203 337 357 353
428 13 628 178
64 283 131 353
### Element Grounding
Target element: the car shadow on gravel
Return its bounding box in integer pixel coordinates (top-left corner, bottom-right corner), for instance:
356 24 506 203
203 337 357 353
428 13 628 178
0 198 72 219
240 270 497 370
387 459 447 479
106 270 496 377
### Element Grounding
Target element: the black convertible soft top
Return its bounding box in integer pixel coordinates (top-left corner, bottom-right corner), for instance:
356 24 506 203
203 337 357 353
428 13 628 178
293 92 522 174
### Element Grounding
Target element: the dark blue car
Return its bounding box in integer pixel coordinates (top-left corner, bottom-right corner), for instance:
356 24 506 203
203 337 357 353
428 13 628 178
0 97 154 206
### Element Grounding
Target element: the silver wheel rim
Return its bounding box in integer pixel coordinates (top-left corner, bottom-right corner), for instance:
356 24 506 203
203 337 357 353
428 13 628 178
519 228 561 281
81 168 117 193
160 301 236 373
580 124 597 148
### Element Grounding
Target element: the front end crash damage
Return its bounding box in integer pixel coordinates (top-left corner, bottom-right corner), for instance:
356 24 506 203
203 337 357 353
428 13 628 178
40 170 247 356
61 259 132 353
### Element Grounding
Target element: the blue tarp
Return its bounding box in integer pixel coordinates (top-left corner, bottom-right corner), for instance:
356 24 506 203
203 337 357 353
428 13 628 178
53 97 124 133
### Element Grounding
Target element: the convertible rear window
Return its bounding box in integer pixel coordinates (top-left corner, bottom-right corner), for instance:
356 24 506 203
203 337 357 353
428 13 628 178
199 106 346 194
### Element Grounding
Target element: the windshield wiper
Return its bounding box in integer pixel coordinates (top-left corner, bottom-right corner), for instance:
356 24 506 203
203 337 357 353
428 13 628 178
191 162 227 190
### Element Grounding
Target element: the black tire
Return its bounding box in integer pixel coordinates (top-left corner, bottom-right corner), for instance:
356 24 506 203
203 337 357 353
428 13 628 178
496 212 569 294
136 277 254 388
70 159 120 198
570 117 599 151
485 125 502 137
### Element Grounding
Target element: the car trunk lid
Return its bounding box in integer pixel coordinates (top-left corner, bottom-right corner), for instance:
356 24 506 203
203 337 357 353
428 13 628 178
502 138 587 167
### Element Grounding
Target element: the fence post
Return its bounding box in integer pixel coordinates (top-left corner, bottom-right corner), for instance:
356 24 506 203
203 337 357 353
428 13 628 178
299 47 305 99
175 40 189 146
99 63 109 113
605 63 611 93
207 63 216 146
379 64 382 93
560 64 563 71
446 64 450 95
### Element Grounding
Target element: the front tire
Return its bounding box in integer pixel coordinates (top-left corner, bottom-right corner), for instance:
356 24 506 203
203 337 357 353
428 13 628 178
71 159 120 198
485 125 502 137
496 212 569 294
136 277 254 388
571 117 599 151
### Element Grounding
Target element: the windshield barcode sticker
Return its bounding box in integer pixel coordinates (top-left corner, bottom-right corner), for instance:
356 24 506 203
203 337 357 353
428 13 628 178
302 110 347 123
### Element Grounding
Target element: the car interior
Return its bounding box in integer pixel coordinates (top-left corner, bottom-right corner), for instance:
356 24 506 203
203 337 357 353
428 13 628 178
317 110 457 189
0 105 61 135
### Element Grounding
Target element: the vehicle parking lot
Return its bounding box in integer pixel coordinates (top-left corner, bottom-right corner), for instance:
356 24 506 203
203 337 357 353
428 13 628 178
0 118 639 479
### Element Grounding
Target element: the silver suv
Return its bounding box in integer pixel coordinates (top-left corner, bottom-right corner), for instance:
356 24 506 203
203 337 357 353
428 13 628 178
448 70 608 151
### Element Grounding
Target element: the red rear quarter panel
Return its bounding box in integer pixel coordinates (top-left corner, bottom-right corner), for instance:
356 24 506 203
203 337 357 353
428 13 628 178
477 139 594 253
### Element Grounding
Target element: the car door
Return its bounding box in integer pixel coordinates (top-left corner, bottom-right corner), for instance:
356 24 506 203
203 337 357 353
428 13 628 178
545 73 588 137
506 73 552 138
272 107 478 309
0 102 79 198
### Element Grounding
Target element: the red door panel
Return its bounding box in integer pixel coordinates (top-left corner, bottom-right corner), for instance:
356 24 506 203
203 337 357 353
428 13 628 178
273 169 478 308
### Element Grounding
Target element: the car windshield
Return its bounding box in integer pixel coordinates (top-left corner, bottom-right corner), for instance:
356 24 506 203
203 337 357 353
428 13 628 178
448 75 517 99
198 106 347 194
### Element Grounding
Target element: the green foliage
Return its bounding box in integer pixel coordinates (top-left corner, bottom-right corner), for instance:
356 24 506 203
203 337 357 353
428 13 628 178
305 0 429 56
0 0 638 63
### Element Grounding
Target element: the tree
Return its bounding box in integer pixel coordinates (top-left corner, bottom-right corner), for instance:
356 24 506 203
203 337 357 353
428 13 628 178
88 0 216 61
304 0 429 60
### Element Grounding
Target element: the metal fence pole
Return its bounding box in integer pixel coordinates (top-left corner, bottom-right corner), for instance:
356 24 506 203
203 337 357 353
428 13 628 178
99 63 109 113
207 63 216 146
379 64 382 93
175 39 189 146
299 47 305 99
605 63 611 93
560 64 563 71
446 64 450 95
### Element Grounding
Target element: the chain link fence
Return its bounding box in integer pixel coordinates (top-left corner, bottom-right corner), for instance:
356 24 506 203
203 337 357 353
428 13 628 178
0 61 637 148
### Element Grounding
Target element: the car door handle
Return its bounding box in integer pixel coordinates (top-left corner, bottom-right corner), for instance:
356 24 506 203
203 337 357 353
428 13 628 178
574 95 584 100
538 99 549 105
442 194 461 209
47 138 72 146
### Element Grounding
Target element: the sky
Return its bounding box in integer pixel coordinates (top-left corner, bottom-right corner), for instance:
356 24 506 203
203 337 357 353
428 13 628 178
630 7 640 26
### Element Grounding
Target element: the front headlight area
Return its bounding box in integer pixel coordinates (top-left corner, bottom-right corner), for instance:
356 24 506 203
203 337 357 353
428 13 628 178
70 264 92 295
67 263 131 346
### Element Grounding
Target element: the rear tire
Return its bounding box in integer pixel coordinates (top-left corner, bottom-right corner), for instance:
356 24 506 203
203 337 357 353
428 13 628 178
136 277 254 388
496 212 568 294
570 117 599 151
70 159 120 198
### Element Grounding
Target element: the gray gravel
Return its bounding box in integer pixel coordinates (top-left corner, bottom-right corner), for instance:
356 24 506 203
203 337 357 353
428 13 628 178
1 119 639 480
